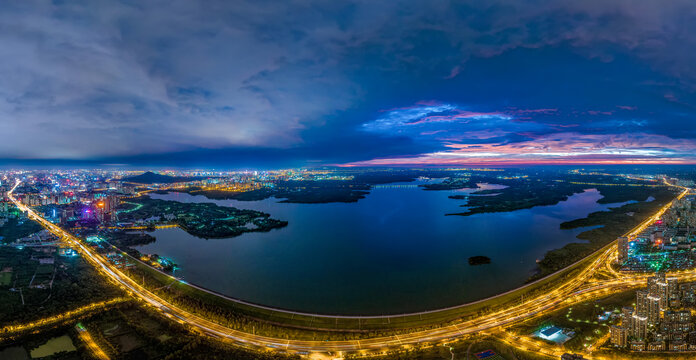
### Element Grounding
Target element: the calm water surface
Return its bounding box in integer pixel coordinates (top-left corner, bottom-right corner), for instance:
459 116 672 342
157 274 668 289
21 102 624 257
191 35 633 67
137 183 627 314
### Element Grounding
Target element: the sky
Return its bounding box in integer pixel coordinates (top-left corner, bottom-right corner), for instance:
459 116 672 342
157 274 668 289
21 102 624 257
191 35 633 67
2 0 696 168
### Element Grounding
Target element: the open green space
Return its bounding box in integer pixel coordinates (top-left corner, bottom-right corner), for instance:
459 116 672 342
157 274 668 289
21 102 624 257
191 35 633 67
511 289 635 353
0 214 43 244
0 246 122 325
29 335 76 358
101 230 156 248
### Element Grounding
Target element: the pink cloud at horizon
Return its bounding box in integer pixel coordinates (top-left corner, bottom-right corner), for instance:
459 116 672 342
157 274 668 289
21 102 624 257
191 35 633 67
341 133 696 167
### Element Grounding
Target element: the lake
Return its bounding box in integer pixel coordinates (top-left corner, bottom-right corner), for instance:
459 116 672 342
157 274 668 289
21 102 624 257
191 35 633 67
137 183 627 315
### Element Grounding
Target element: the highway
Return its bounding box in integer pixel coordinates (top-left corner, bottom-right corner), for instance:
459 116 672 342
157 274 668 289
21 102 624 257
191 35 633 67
7 179 693 357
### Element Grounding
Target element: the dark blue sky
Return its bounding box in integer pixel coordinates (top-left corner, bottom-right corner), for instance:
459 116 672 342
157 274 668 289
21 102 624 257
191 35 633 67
2 1 696 168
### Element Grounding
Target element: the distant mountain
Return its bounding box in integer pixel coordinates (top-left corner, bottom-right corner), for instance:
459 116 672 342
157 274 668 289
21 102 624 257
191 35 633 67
121 171 204 184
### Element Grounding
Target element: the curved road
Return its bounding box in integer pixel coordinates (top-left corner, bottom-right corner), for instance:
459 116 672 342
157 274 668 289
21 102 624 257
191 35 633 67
8 180 691 357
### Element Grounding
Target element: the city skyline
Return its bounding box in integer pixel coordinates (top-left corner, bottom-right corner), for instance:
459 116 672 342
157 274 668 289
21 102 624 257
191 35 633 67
3 1 696 168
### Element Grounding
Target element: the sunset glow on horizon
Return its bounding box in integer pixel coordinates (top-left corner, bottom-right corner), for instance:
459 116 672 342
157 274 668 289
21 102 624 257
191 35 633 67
345 101 696 167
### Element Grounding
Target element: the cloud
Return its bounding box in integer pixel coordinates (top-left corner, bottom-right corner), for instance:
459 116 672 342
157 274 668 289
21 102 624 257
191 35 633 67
361 102 553 145
0 1 361 159
348 100 696 166
444 66 460 79
2 1 696 166
344 132 696 166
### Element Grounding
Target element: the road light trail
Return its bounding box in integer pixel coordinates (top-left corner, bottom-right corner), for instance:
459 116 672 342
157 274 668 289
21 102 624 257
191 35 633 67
6 179 692 356
0 298 128 337
76 323 110 360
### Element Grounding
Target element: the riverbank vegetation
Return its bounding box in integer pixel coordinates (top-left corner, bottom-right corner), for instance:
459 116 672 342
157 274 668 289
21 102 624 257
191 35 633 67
533 186 678 279
444 173 664 216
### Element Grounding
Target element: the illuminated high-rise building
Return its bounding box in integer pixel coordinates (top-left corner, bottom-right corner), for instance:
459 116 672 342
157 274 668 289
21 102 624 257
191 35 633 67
646 295 662 324
610 325 628 347
636 290 649 316
631 314 648 339
647 272 676 309
667 277 679 301
647 273 664 296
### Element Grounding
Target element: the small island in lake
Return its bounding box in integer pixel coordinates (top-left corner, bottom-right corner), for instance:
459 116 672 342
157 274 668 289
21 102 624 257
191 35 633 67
468 256 491 266
175 180 372 204
117 196 288 239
